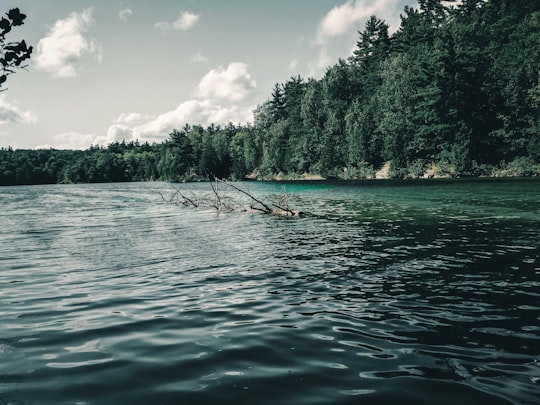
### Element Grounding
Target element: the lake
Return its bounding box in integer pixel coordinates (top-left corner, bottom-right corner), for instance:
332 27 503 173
1 179 539 404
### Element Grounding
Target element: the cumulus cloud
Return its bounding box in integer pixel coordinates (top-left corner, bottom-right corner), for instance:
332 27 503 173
317 0 405 44
156 11 200 31
119 8 133 22
102 62 257 145
107 100 254 144
34 8 102 78
0 95 38 125
38 128 137 149
114 112 153 126
35 131 99 150
196 63 256 102
36 62 256 149
306 0 407 77
190 51 209 63
318 0 377 43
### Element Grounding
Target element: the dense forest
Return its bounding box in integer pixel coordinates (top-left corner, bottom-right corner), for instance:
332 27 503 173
1 0 539 186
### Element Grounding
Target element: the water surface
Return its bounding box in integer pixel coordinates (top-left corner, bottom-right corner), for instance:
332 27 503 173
1 179 539 404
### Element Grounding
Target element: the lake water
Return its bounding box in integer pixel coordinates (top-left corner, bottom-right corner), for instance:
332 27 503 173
1 179 539 404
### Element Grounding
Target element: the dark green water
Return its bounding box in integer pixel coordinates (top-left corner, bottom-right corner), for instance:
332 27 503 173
1 179 539 404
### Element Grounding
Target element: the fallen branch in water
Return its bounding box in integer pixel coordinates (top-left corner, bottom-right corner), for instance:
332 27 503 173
158 178 303 217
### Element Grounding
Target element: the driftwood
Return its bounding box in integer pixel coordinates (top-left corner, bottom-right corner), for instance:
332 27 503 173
157 178 303 217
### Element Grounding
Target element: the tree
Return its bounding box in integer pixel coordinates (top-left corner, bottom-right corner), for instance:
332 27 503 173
0 8 32 90
269 83 286 122
345 98 381 167
376 54 416 167
281 76 306 172
350 16 390 97
318 60 353 173
259 120 289 175
300 78 325 172
529 71 540 160
485 10 540 162
156 128 195 181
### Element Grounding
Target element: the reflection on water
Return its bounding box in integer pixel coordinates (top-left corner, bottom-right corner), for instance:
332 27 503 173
0 179 539 404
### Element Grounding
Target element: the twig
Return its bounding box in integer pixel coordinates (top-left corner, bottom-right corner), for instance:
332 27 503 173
215 178 273 213
155 190 166 202
209 179 222 209
178 191 198 207
169 188 181 203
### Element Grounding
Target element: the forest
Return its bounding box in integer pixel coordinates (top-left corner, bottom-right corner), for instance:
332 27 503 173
1 0 539 186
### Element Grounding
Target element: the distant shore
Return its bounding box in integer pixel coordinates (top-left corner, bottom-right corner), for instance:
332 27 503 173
246 160 540 183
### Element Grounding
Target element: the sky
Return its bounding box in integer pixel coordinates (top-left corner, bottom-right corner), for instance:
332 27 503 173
1 0 417 150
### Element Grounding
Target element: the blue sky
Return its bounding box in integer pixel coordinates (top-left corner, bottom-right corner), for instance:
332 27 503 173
1 0 416 149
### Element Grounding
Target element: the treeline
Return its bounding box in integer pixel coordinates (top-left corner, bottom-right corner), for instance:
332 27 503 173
0 125 258 185
1 0 540 186
1 143 155 185
253 0 540 178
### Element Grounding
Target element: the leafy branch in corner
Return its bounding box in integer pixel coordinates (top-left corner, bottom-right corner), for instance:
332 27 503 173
0 8 33 90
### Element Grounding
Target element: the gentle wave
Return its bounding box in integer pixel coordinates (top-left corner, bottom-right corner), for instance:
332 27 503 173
1 181 539 404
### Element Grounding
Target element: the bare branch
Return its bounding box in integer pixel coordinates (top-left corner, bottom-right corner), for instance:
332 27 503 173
214 177 273 213
157 177 303 217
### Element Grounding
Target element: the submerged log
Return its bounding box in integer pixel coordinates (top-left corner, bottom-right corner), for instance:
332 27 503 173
158 177 303 217
270 207 304 217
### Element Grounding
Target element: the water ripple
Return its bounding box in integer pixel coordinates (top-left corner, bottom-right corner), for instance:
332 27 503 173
0 180 538 404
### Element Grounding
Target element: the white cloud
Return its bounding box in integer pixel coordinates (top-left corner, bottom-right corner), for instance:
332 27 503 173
0 95 38 125
119 8 133 22
318 0 374 43
114 112 153 126
106 101 254 145
316 0 405 44
31 62 257 149
196 62 256 102
442 0 463 8
156 11 200 31
289 58 299 71
105 124 137 144
307 48 332 78
36 131 99 150
307 0 408 77
34 8 102 78
190 51 209 63
38 128 135 149
102 62 257 145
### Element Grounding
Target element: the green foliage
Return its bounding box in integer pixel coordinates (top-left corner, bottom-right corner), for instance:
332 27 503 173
502 156 540 177
350 16 390 97
407 159 428 178
345 99 380 167
376 53 415 165
259 120 289 175
341 163 375 180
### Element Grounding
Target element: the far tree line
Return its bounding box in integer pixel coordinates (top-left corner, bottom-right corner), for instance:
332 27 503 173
1 0 539 186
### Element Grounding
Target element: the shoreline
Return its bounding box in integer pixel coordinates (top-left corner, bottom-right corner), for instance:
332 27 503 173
2 175 539 187
247 159 540 183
